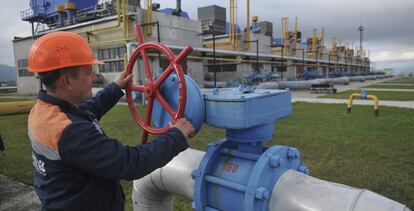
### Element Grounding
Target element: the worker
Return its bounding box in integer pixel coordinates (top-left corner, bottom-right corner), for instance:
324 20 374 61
27 31 195 210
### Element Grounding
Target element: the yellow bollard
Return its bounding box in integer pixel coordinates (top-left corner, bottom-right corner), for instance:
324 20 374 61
347 92 379 117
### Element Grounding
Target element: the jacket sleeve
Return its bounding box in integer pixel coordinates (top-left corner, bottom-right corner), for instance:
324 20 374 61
58 122 188 180
79 83 124 120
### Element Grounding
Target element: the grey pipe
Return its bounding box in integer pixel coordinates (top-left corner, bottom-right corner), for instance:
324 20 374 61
365 75 377 80
257 82 279 89
349 76 365 82
325 77 350 85
277 80 316 90
132 149 205 211
269 170 410 211
133 150 410 211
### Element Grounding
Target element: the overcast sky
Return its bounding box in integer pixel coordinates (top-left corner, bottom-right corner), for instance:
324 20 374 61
1 0 413 71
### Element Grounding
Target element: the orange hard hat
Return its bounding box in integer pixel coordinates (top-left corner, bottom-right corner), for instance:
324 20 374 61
28 31 103 73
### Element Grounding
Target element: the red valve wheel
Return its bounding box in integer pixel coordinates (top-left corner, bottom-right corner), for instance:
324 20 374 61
125 25 193 144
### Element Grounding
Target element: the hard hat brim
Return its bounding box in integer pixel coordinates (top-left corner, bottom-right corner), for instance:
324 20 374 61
29 59 105 73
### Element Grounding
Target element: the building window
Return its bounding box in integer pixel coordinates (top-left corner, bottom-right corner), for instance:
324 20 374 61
17 58 34 77
97 46 126 73
207 62 237 72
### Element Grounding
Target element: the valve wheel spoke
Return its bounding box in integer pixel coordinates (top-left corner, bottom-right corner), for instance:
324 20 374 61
128 85 145 92
155 90 176 117
144 97 155 125
141 51 154 82
155 63 175 88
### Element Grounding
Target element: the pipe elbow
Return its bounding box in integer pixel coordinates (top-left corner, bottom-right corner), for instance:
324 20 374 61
132 149 205 211
132 169 174 211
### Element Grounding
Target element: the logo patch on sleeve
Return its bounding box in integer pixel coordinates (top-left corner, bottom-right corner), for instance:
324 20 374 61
32 153 47 176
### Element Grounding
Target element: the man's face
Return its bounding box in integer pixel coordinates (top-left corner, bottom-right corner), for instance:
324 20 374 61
70 65 96 104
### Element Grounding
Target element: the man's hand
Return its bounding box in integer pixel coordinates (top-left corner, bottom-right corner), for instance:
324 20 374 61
172 118 195 140
115 72 133 89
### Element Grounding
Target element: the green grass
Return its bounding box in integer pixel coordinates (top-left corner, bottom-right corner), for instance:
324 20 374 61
383 77 414 84
1 103 413 209
363 84 414 89
321 90 414 101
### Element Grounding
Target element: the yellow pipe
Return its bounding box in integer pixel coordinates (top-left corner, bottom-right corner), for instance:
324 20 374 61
123 0 128 39
146 0 153 36
320 28 324 55
281 17 289 56
245 0 250 50
347 93 379 116
0 101 35 116
230 0 234 47
368 95 379 111
229 0 238 49
89 37 135 47
81 0 131 55
321 28 325 46
312 29 317 59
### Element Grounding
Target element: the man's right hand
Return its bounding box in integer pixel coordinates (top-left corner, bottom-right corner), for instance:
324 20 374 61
172 118 195 140
115 72 133 89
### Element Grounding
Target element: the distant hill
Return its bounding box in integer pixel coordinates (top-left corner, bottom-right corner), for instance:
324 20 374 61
0 64 16 82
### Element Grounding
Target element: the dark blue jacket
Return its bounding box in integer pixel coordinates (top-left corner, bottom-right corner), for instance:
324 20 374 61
28 83 188 210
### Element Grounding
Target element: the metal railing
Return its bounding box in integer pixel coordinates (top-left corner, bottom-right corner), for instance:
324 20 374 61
20 7 46 20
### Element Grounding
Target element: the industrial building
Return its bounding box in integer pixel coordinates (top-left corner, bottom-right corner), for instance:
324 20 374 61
13 0 371 94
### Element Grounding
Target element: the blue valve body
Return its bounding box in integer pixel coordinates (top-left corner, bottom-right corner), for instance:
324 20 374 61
192 140 309 211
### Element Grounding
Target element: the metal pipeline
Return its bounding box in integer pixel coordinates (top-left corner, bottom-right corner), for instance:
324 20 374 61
245 0 250 50
145 0 153 35
0 101 35 116
122 0 130 39
269 170 410 211
132 148 409 211
132 149 205 211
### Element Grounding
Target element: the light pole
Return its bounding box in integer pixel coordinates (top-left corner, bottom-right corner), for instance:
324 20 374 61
199 24 218 87
271 44 285 80
211 24 217 87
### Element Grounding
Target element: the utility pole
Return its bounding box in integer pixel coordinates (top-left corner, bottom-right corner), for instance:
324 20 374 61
244 39 259 72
